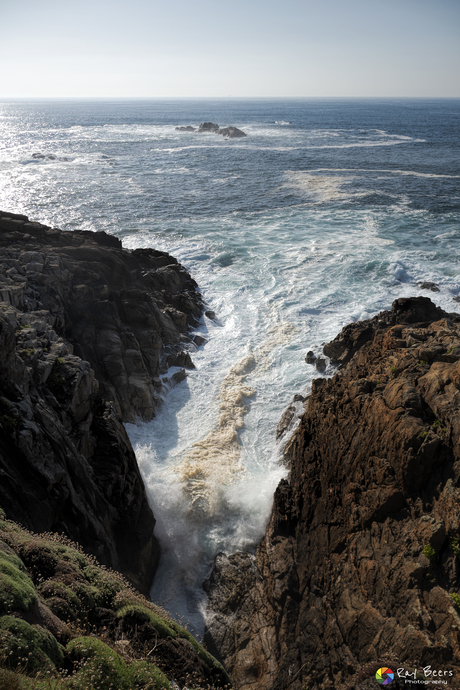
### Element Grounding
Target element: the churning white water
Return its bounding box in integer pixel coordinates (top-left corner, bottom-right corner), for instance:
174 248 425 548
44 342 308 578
1 98 459 636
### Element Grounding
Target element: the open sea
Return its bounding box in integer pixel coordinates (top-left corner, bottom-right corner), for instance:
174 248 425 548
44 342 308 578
1 98 459 636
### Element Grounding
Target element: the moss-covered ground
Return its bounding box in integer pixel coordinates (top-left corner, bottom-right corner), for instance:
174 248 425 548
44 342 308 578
0 509 230 690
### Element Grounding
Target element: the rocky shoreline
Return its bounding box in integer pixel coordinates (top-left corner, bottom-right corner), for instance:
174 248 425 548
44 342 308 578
3 210 460 689
205 296 460 689
0 210 203 596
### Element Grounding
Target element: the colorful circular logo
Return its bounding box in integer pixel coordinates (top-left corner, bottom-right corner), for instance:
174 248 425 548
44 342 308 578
376 668 394 685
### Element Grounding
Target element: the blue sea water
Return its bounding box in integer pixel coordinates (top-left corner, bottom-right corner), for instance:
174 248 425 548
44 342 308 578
1 98 459 635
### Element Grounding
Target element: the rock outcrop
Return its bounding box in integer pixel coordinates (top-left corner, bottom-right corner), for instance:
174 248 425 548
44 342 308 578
175 122 247 138
0 211 203 595
217 126 247 138
205 297 460 689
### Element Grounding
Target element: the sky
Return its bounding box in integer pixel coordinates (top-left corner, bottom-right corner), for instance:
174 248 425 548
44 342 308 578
0 0 459 98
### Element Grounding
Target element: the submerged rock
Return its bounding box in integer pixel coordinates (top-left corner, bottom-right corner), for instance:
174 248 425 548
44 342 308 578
205 296 460 689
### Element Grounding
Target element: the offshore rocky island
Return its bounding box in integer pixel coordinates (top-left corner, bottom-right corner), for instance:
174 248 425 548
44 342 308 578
1 211 460 688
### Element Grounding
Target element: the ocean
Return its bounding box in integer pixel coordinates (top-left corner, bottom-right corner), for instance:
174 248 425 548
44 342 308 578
1 97 459 637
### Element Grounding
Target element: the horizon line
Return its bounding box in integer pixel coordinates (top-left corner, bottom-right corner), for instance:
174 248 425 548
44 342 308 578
1 95 460 101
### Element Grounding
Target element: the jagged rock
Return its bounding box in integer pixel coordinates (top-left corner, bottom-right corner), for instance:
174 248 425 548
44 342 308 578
167 350 196 369
0 210 203 421
0 210 204 594
276 404 296 439
205 297 460 689
323 296 447 365
205 310 216 320
175 126 195 131
315 357 326 372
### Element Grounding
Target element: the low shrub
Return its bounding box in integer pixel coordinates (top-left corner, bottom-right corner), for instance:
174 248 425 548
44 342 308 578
0 543 37 615
67 636 132 690
0 615 64 674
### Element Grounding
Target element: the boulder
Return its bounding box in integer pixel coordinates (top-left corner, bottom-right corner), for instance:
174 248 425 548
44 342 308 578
198 122 220 132
218 126 247 138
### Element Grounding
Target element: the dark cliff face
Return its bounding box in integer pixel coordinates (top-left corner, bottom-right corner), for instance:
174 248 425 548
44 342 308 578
0 211 203 596
205 297 460 690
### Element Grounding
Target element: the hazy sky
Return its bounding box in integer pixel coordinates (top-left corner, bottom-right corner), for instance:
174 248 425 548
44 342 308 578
1 0 459 98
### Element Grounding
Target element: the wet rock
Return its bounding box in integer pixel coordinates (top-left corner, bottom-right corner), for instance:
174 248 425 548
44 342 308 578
218 126 247 138
419 281 440 292
205 310 216 320
183 122 247 138
206 296 460 689
172 369 187 384
167 350 196 369
193 334 207 346
305 350 316 363
198 122 220 132
276 404 296 439
315 357 327 372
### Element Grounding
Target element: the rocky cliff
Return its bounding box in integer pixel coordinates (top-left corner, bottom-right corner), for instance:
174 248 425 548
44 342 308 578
205 297 460 689
0 211 203 596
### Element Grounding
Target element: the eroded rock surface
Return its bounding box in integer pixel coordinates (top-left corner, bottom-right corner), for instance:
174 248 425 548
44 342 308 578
205 297 460 689
0 210 203 594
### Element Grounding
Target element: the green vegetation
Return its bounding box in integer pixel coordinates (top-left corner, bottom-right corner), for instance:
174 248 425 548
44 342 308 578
67 637 133 690
0 616 64 674
47 371 65 390
0 398 21 434
130 660 170 689
450 592 460 609
420 431 428 440
423 544 436 562
0 511 230 690
451 537 459 556
0 545 36 615
19 349 35 359
417 360 429 367
431 419 446 435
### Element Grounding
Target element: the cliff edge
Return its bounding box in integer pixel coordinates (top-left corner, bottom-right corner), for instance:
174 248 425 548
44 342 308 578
0 211 203 596
205 297 460 689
